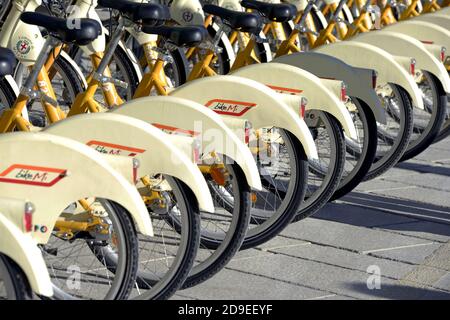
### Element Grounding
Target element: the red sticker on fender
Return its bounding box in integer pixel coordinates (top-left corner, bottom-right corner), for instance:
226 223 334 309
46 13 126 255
87 140 146 157
205 99 256 116
267 85 303 95
0 164 67 187
152 123 200 137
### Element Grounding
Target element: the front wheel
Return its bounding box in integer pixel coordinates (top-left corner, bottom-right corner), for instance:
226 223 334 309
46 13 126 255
332 97 378 200
242 128 309 249
182 160 251 288
0 254 33 300
116 176 200 300
400 71 447 161
43 199 139 300
293 111 346 222
365 84 414 180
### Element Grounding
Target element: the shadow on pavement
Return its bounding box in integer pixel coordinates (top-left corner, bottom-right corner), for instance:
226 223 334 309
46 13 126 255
396 162 450 177
345 282 450 300
314 192 450 237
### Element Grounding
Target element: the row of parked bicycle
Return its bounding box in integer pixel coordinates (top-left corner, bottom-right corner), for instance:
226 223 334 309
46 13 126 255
0 0 448 300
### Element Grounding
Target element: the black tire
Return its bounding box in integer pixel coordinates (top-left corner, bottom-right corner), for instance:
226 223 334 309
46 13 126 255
88 201 139 300
12 55 86 127
434 118 450 143
241 129 309 249
332 98 378 200
433 79 450 144
0 254 33 300
0 77 17 111
400 71 447 161
133 178 201 300
182 162 251 288
292 112 346 222
365 84 414 180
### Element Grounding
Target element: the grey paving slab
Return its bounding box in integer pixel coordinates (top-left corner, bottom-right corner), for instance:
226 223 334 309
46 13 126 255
316 201 419 228
340 192 450 225
396 160 450 177
172 293 197 300
256 235 310 251
429 137 450 150
225 253 445 299
433 272 450 291
382 173 450 192
354 178 412 193
367 242 441 265
280 217 434 254
270 241 415 279
414 146 450 162
178 268 326 300
375 220 450 243
229 248 275 260
372 186 450 208
306 294 355 300
413 241 450 272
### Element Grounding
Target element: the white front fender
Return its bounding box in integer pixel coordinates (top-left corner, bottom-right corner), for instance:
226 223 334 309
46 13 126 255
414 14 450 30
112 96 262 190
0 132 153 242
315 41 424 110
383 21 450 60
43 113 215 213
171 75 319 160
441 6 450 15
0 198 52 297
273 52 387 124
231 63 358 139
353 31 450 93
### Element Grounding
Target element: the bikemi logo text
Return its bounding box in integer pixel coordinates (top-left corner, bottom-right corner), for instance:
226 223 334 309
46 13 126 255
205 99 256 116
94 145 123 155
0 165 66 187
15 169 48 183
86 140 146 157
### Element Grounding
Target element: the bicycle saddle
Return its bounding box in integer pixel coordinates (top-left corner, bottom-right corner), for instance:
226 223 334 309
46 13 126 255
241 0 297 23
98 0 170 25
0 47 16 77
141 25 208 47
20 12 101 46
203 4 263 34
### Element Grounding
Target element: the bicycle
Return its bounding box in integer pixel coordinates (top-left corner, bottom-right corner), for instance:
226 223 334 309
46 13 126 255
314 0 450 147
94 0 355 233
0 11 212 299
25 0 262 291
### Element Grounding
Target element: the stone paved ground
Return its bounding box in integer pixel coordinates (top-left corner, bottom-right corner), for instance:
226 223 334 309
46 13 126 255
175 136 450 300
